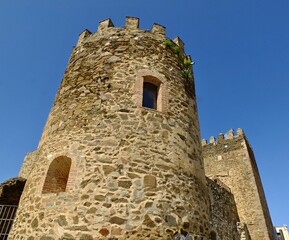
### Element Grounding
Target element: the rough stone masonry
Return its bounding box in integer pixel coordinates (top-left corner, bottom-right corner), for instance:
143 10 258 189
3 17 275 240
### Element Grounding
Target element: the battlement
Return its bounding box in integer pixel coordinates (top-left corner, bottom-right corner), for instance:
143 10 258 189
76 16 186 55
96 16 166 36
201 128 244 146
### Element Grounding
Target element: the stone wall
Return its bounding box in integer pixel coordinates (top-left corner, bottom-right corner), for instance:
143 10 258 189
237 222 252 240
10 17 210 240
203 129 275 240
207 177 243 240
18 150 38 179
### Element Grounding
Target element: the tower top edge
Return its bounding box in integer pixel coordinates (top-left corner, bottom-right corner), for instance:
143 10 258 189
201 128 245 146
76 16 184 49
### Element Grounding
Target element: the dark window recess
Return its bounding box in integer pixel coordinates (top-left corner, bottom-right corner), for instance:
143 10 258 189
142 82 158 109
209 231 217 240
0 205 18 240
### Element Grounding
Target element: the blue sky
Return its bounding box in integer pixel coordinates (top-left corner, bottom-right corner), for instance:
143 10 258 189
0 0 288 226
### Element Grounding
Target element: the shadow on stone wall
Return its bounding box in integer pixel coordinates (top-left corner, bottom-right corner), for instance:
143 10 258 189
0 177 26 205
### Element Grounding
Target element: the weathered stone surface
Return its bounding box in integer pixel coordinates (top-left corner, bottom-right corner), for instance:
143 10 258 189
57 215 68 226
99 228 109 236
40 237 54 240
109 216 127 225
7 16 273 240
207 177 241 240
165 215 177 226
79 234 93 240
31 218 38 228
203 130 275 240
118 180 132 189
94 195 106 201
143 175 157 188
61 233 75 240
143 214 156 228
103 165 115 175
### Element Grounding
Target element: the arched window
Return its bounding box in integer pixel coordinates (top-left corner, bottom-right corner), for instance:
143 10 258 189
142 82 158 109
209 231 217 240
135 70 168 113
142 75 162 111
42 156 71 194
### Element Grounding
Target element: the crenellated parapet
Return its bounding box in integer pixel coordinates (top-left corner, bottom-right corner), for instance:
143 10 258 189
76 16 186 57
201 128 244 146
203 127 276 240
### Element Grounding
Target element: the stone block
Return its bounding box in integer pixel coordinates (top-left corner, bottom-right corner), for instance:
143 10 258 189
144 175 157 188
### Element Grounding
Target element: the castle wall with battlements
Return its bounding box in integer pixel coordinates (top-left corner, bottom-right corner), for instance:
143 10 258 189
202 129 275 240
0 16 276 240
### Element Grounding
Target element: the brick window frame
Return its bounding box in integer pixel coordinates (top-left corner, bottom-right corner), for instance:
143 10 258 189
134 69 168 113
42 155 75 194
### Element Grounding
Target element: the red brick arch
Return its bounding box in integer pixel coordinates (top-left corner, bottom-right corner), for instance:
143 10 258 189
42 156 72 194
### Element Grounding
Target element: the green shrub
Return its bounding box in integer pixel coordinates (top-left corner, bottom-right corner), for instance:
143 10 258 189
182 69 191 79
164 39 173 48
173 45 180 56
184 57 192 67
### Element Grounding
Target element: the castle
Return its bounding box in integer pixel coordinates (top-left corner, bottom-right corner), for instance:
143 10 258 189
0 17 275 240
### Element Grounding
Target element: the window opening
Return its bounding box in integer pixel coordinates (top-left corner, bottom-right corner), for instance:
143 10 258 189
0 205 18 240
209 231 217 240
142 82 158 109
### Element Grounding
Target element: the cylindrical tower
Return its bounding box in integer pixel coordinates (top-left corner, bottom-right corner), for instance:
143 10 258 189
10 17 210 239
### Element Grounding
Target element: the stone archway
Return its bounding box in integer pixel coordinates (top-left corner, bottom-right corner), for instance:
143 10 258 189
0 177 26 239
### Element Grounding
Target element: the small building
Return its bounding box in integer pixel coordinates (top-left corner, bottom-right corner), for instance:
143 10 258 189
275 226 289 240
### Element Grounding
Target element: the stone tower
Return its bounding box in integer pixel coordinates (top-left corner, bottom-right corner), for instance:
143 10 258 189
10 17 210 239
202 129 275 240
